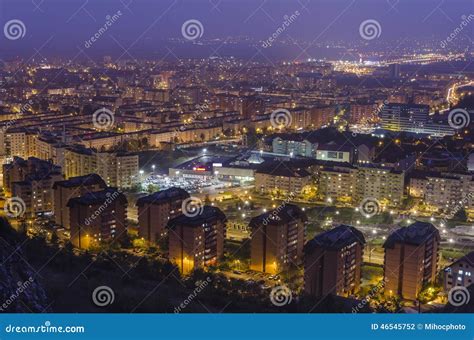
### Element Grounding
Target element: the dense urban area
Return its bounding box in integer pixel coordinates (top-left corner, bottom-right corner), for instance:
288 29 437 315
0 0 473 314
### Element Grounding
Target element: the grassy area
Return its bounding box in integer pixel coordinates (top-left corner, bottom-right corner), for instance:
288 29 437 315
305 206 394 226
361 264 384 294
368 238 385 247
362 264 384 282
441 248 469 261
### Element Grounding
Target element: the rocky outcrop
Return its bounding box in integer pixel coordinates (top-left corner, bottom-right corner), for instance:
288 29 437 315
0 219 50 313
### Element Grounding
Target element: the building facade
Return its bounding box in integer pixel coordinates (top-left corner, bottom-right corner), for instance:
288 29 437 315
304 225 365 298
137 187 190 243
52 174 107 229
443 252 474 292
383 222 440 300
250 204 307 274
67 188 128 249
167 206 226 274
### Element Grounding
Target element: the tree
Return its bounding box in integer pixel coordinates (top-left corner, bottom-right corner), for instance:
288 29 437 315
119 233 133 249
244 128 259 148
453 208 468 222
380 211 394 224
402 196 416 210
51 231 59 246
147 183 160 193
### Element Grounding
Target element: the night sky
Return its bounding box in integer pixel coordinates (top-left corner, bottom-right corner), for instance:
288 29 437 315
0 0 471 59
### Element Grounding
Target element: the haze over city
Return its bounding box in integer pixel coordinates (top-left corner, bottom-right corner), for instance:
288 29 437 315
0 0 472 320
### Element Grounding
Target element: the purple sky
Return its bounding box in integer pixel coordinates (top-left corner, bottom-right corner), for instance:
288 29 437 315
0 0 471 60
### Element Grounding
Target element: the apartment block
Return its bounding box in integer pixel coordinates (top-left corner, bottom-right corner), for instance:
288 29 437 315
355 166 404 207
67 188 128 249
383 222 440 300
52 174 107 229
3 158 63 216
137 187 190 243
255 163 313 196
317 166 357 204
96 151 139 189
250 204 307 274
443 251 474 292
304 225 365 298
167 206 226 274
64 146 97 179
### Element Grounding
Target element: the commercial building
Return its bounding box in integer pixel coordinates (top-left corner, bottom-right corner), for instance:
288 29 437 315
136 187 190 243
167 206 226 274
380 103 430 133
383 222 440 300
379 103 455 137
250 204 306 274
304 225 365 298
67 188 128 249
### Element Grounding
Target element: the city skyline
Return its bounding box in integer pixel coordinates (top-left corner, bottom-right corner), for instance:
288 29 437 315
0 0 472 318
0 0 471 60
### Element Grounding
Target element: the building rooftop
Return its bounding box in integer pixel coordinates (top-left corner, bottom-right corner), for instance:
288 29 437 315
256 162 311 177
53 174 106 189
136 187 190 206
447 251 474 268
383 221 440 249
66 188 127 207
249 204 307 227
305 225 365 252
167 206 226 229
